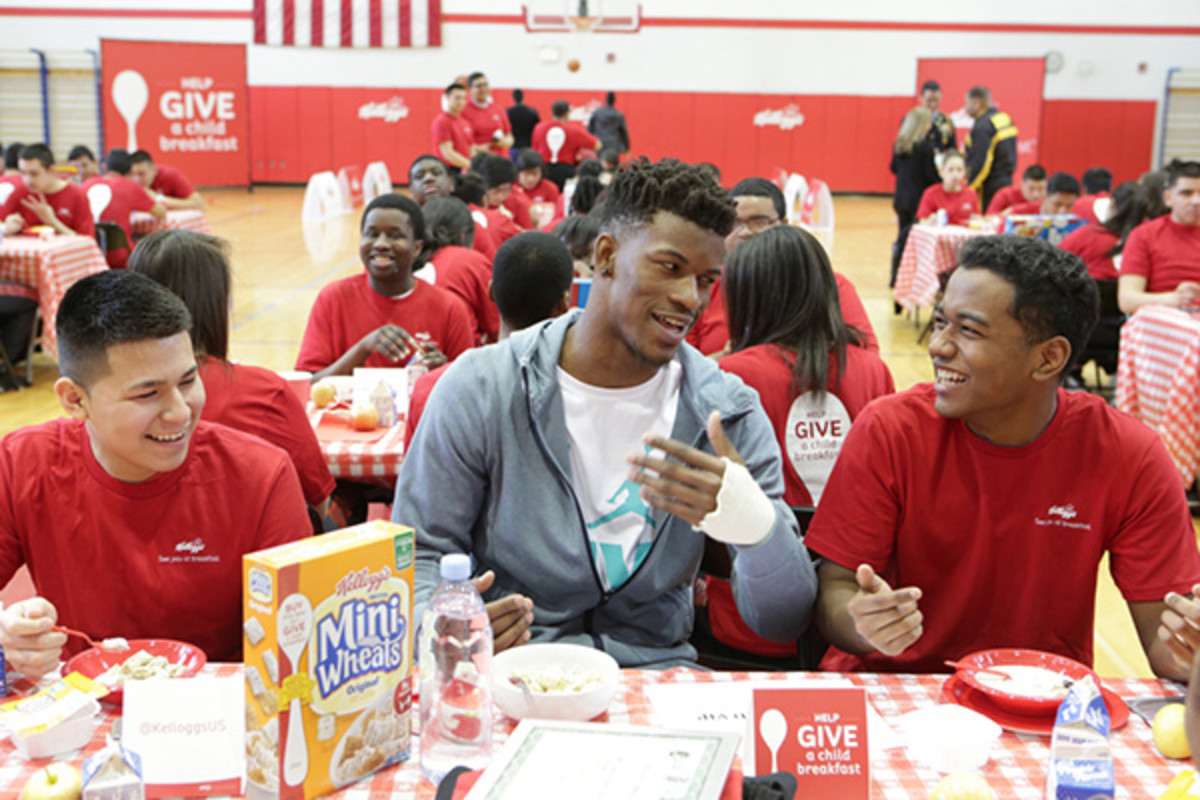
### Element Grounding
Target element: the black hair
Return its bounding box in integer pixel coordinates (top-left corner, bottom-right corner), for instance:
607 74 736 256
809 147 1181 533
492 232 574 330
1047 172 1081 196
361 193 426 242
1166 159 1200 188
467 71 486 86
598 148 620 168
1101 181 1151 259
576 159 603 180
129 150 154 166
106 148 132 175
18 144 54 168
516 148 544 171
593 157 735 238
605 91 616 106
512 88 525 103
482 155 515 189
1081 167 1112 195
3 142 22 170
1022 164 1047 181
128 229 232 360
554 214 601 261
68 145 95 162
469 151 490 175
730 177 785 221
967 86 990 101
696 163 722 185
445 82 466 95
1140 170 1170 218
409 153 442 175
551 100 570 118
956 236 1099 378
453 172 487 206
420 196 474 256
570 176 605 214
57 270 192 388
725 225 860 397
920 80 941 93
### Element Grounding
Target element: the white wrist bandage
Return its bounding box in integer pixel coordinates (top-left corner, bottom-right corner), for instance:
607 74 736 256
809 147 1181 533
696 458 774 546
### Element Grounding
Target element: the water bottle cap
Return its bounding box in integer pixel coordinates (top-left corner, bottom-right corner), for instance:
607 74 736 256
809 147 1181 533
440 553 472 581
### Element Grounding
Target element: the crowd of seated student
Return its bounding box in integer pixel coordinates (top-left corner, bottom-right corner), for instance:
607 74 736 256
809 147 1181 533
1060 182 1152 281
83 149 166 268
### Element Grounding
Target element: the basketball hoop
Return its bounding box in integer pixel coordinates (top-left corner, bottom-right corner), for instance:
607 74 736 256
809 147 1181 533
567 15 599 33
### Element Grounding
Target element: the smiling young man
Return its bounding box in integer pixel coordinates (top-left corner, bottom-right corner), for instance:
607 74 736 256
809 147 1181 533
394 158 816 667
807 235 1200 680
0 271 310 677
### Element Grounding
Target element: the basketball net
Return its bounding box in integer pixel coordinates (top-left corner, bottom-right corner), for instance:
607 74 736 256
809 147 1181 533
567 15 598 32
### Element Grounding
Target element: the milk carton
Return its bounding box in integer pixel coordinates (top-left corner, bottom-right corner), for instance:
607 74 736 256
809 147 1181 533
82 741 145 800
1046 676 1115 800
243 520 416 798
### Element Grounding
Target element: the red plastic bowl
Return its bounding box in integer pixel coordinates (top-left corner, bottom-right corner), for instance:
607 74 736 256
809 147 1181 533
953 648 1098 716
64 638 206 705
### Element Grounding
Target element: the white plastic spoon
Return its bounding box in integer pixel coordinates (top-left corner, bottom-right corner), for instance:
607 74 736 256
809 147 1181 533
111 70 149 151
279 593 313 788
759 708 787 774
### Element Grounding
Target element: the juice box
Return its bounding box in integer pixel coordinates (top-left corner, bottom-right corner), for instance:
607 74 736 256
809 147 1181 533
242 520 416 798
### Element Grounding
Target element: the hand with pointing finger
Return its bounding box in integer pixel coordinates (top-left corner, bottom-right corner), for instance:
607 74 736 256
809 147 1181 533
846 564 924 656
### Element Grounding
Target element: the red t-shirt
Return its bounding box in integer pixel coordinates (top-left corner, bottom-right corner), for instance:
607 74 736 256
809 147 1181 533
502 191 533 230
1119 216 1200 293
1007 200 1051 215
82 175 155 268
916 184 979 225
471 204 519 246
805 384 1200 673
472 220 496 260
460 100 511 156
0 181 94 237
719 344 894 507
151 164 195 199
515 178 561 206
198 358 335 507
985 184 1024 214
1060 223 1120 281
0 174 21 206
416 245 499 343
431 112 475 166
295 273 474 372
532 120 600 165
403 363 450 450
0 418 310 661
687 273 879 355
1072 192 1112 225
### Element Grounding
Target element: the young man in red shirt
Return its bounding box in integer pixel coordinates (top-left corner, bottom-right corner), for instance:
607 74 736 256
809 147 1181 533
0 271 311 676
1005 172 1080 216
129 150 204 211
408 154 496 260
532 100 600 190
481 154 533 230
460 72 514 158
82 148 167 268
514 149 561 205
455 172 520 247
1071 166 1114 224
1117 160 1200 313
0 144 94 238
984 164 1047 214
68 145 101 182
430 83 476 173
296 193 474 378
916 150 979 226
809 235 1200 680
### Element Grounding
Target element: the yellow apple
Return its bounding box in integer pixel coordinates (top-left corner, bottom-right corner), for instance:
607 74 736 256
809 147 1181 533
929 772 994 800
350 403 379 431
311 379 338 408
21 764 83 800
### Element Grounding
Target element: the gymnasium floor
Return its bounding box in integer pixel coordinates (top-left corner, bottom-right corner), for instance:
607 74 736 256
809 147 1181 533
0 187 1169 679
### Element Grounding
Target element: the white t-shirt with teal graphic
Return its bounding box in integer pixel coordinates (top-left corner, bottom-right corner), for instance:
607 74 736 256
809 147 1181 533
558 362 681 591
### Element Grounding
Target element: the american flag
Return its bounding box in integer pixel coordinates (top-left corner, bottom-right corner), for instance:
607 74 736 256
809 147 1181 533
253 0 442 48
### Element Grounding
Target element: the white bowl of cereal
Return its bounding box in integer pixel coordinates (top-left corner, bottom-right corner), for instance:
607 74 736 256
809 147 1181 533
492 643 619 722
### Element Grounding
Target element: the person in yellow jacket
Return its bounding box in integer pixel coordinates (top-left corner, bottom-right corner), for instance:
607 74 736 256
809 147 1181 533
963 86 1018 210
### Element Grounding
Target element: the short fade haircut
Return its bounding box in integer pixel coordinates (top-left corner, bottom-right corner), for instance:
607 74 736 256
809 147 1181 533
467 71 486 86
1166 159 1200 188
593 157 735 238
956 236 1098 378
129 150 154 166
730 177 786 221
967 86 990 102
453 172 486 205
551 100 570 117
1047 172 1081 196
920 80 941 93
492 231 574 330
1022 164 1047 181
68 145 95 162
408 153 443 176
512 88 524 103
482 154 515 188
1081 167 1112 195
445 82 466 96
361 193 426 241
57 270 192 388
4 142 22 170
128 229 232 360
106 148 132 175
19 143 54 168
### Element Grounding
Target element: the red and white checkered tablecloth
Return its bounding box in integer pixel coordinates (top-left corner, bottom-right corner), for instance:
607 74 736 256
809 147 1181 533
893 225 987 311
308 405 406 480
129 210 214 238
0 667 1183 799
1116 305 1200 486
0 235 108 360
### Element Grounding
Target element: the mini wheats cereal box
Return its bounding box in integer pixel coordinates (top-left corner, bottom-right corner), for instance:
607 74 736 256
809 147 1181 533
243 521 415 798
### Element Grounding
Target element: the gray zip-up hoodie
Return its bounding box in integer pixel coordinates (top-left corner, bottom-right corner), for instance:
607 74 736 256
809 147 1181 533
394 310 817 667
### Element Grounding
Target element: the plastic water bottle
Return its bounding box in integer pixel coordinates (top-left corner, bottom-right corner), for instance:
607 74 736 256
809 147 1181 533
419 554 493 785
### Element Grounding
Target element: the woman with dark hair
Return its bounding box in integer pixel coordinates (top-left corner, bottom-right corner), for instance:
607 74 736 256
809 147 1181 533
553 214 600 276
416 196 498 343
128 229 334 515
1060 181 1151 280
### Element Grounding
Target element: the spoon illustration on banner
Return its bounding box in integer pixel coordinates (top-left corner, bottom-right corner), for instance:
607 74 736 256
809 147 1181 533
760 708 787 773
112 69 149 151
279 592 314 788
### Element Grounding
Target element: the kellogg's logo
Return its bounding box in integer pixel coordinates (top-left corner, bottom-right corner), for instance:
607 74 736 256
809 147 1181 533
753 104 806 131
358 96 410 123
248 566 273 604
176 537 205 554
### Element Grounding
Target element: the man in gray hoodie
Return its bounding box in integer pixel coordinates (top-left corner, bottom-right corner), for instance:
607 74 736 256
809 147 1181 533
394 158 817 667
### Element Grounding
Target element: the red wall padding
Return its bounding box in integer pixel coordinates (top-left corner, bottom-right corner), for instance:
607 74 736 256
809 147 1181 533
249 87 1156 193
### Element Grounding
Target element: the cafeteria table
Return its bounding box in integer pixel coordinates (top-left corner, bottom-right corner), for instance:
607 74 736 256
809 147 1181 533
0 234 107 360
0 665 1187 799
130 209 214 238
1116 304 1200 487
893 225 987 312
308 404 406 481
